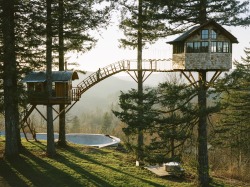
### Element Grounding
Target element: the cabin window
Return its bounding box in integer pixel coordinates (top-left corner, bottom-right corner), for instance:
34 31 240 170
217 42 223 52
211 41 230 53
52 82 56 96
173 43 184 54
223 42 229 52
186 42 193 53
201 42 209 52
211 30 217 39
186 41 209 53
194 42 201 52
35 83 44 92
28 83 35 91
201 29 209 39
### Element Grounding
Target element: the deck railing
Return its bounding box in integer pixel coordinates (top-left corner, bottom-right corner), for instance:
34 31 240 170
76 59 172 96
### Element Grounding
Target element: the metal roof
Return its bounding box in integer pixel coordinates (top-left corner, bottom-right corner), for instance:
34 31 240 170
22 71 79 83
167 20 238 44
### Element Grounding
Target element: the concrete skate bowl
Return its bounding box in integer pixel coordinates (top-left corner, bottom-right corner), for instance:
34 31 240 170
34 133 120 148
65 134 121 148
0 132 121 148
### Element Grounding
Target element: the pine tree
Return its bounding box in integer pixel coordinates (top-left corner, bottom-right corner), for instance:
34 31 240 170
116 0 181 162
145 77 198 163
149 1 250 186
46 0 56 157
113 88 159 160
71 116 80 133
213 47 250 176
101 112 112 134
54 0 112 146
1 0 19 157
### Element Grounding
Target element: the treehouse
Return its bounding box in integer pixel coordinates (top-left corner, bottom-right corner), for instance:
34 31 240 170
167 20 238 70
23 71 79 105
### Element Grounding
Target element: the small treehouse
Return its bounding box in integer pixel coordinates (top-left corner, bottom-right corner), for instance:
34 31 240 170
23 71 79 105
167 20 238 70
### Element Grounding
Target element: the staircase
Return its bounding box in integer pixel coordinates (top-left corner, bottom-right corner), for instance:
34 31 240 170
76 60 131 96
75 59 172 95
20 59 172 139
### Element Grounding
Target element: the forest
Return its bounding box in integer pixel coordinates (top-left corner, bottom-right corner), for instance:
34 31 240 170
1 0 250 187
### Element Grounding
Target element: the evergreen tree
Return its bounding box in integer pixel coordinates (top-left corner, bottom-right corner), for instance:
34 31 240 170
144 77 198 163
148 1 250 186
54 0 112 146
1 0 19 157
46 0 56 157
116 0 181 162
213 47 250 174
71 116 80 133
101 112 112 134
0 0 113 148
113 88 159 160
146 0 250 26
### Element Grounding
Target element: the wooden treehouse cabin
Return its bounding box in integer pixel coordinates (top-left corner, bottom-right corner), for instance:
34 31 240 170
167 20 238 70
23 71 79 105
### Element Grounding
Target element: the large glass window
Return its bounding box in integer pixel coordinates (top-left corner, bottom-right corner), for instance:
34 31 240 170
211 42 217 52
201 42 209 52
186 42 209 53
194 42 201 52
211 41 230 53
201 29 209 39
217 42 223 52
173 43 184 54
223 42 229 52
186 42 193 53
211 30 217 39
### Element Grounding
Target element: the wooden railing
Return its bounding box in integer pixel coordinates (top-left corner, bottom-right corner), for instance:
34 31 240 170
71 88 81 101
76 59 172 96
20 59 172 136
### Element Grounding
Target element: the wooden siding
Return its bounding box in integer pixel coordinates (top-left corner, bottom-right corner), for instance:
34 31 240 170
27 81 80 105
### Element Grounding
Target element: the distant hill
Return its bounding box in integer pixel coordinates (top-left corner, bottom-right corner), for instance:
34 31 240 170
70 72 138 115
69 71 197 116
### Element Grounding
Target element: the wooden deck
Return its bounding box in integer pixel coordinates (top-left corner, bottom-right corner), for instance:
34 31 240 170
144 166 169 177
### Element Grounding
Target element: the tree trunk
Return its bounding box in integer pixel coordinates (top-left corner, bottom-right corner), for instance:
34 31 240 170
136 0 144 161
2 0 19 158
197 1 209 186
197 70 209 187
46 0 56 157
58 0 67 147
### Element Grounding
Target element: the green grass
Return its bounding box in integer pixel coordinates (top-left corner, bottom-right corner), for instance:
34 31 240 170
0 138 243 187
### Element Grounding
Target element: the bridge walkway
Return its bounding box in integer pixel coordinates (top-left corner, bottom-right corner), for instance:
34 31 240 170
20 59 173 139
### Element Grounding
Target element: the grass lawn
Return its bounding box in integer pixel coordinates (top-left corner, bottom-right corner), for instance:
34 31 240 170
0 138 244 187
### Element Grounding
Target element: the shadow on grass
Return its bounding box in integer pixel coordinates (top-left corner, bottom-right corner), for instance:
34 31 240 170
0 142 114 187
61 145 178 187
0 141 193 187
163 175 190 183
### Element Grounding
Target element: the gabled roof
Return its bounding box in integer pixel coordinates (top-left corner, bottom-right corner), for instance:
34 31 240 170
23 71 79 83
167 20 238 44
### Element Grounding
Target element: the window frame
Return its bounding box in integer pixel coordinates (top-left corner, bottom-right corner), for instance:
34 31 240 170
193 42 201 53
210 29 217 39
201 41 209 52
186 41 209 53
223 42 229 53
186 42 194 53
211 41 230 53
173 43 184 54
201 29 209 39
